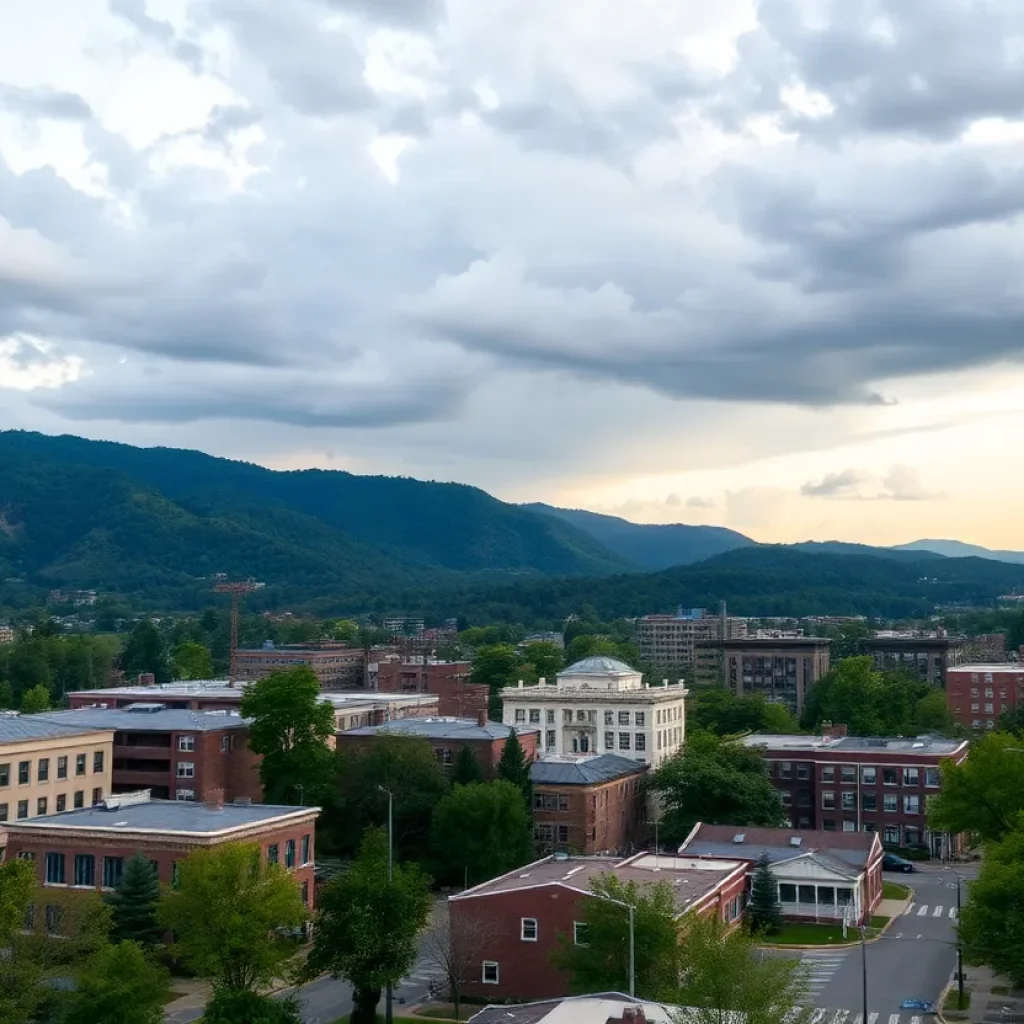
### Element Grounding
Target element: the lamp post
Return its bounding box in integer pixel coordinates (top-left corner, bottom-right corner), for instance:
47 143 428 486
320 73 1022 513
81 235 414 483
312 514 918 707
859 925 869 1024
379 785 395 1024
945 866 965 1008
593 892 635 997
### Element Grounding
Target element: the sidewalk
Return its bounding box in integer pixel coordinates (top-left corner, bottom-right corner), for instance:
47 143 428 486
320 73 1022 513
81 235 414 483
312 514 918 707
942 964 1024 1023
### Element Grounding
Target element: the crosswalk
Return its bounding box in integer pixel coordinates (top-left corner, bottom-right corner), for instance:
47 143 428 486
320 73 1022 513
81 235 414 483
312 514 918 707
804 1013 929 1024
903 902 958 919
801 951 850 1001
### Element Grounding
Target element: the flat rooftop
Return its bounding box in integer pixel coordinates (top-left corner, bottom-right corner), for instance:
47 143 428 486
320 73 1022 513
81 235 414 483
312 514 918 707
738 733 968 755
72 682 436 707
339 717 537 741
695 636 830 649
0 713 113 744
35 707 250 732
454 852 743 912
5 795 316 836
469 995 676 1024
948 664 1023 674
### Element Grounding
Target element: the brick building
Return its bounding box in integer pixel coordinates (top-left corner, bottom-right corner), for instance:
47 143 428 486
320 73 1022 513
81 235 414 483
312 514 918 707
449 852 748 1001
636 608 747 677
336 714 540 776
694 636 831 716
234 642 365 689
35 706 261 803
946 664 1024 730
529 754 648 855
679 823 883 925
737 731 970 857
861 633 966 687
369 657 488 718
964 634 1008 663
4 789 320 909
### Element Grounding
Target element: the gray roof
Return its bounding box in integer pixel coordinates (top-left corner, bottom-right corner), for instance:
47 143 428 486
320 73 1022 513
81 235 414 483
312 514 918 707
0 714 113 744
561 656 637 675
35 707 250 733
680 823 877 870
339 717 537 741
738 733 967 755
7 798 316 836
530 754 648 786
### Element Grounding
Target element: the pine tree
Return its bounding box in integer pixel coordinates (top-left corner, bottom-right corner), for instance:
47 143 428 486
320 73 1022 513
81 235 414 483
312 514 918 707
497 731 531 805
453 746 483 785
107 853 162 947
747 853 784 936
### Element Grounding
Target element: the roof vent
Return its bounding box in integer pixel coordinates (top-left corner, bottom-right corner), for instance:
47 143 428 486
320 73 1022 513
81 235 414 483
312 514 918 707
124 703 166 714
789 836 802 847
732 833 745 844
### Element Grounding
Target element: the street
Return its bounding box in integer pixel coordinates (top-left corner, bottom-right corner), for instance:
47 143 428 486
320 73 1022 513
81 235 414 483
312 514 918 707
775 863 978 1024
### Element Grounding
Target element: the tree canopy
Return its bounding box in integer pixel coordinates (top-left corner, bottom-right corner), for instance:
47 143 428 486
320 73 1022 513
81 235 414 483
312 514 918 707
107 853 162 948
688 688 799 736
496 731 532 803
171 640 214 681
60 940 171 1024
120 620 171 684
19 684 50 714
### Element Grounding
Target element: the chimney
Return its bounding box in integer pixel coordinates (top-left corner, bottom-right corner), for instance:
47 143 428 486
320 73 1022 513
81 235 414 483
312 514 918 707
517 680 523 688
204 787 225 811
539 677 546 686
138 673 156 687
821 721 848 740
477 710 488 728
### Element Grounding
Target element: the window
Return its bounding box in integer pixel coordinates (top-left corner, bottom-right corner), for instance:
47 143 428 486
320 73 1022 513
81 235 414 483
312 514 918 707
563 710 572 724
529 709 541 724
18 761 29 785
482 962 499 985
93 751 104 773
884 825 900 845
56 757 67 780
17 851 34 861
779 761 792 779
178 735 195 752
557 825 569 844
576 710 586 722
17 801 28 819
221 735 231 752
574 922 589 945
903 767 920 786
883 768 898 786
36 798 47 816
92 788 102 806
883 793 898 813
861 766 876 785
925 767 940 788
779 883 796 903
821 791 835 810
635 712 645 727
971 703 980 713
841 792 855 810
441 749 453 766
37 759 49 783
546 730 556 748
514 709 525 723
843 820 857 832
619 733 631 750
547 710 555 724
56 794 66 812
73 791 84 809
796 763 810 781
818 886 835 906
45 853 65 885
75 754 86 777
23 904 34 931
797 791 811 809
604 731 614 749
301 834 311 865
0 803 6 821
821 765 835 783
903 795 920 815
45 904 62 935
605 711 614 725
822 819 836 831
841 765 856 784
176 789 196 801
618 711 630 726
862 792 877 812
176 762 195 778
285 839 296 868
74 854 95 887
268 844 279 865
0 764 7 787
301 881 310 905
780 790 792 807
521 917 538 941
635 734 646 751
837 887 854 905
103 857 124 889
985 703 994 714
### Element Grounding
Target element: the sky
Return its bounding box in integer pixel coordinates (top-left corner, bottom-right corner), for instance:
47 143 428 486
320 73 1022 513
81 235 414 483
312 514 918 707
2 0 1024 549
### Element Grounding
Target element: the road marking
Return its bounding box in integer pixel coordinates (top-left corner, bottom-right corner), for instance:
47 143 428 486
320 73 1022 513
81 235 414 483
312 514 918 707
852 1016 862 1024
910 1017 922 1024
809 1011 826 1024
949 907 958 920
916 934 923 939
903 903 915 916
888 1016 900 1024
933 905 944 917
917 905 928 916
868 1014 879 1024
831 1012 849 1024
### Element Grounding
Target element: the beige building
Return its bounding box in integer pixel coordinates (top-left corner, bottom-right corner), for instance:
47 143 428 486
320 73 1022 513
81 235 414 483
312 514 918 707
637 608 748 678
0 715 114 836
501 657 687 767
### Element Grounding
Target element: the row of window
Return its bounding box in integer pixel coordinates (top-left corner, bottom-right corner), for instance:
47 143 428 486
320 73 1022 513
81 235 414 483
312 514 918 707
267 835 311 869
818 791 925 814
518 916 588 944
0 753 103 787
516 709 652 727
0 788 103 821
174 735 235 753
817 822 926 846
968 702 1005 714
773 762 940 787
778 883 854 906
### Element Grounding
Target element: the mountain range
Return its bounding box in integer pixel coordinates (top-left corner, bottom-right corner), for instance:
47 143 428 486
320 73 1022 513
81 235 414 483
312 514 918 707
1 430 1023 619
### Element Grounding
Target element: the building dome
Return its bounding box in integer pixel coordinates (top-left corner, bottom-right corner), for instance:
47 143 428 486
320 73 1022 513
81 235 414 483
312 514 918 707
560 655 637 675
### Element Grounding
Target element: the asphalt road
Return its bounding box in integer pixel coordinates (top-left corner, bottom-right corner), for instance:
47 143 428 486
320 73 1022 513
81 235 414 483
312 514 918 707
776 863 979 1022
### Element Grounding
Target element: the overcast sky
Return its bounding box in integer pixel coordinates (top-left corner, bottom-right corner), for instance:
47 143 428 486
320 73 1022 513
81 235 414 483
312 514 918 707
2 0 1023 548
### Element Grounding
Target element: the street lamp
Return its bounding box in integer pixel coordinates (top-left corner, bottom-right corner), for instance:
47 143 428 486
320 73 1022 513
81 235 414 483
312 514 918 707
591 892 635 998
378 785 395 1024
945 866 966 1008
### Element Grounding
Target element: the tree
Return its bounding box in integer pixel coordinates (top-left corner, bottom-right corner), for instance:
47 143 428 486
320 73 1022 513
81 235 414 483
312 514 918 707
306 829 433 1024
496 731 532 803
927 731 1024 843
107 853 161 948
689 689 799 737
19 684 50 714
958 820 1024 986
338 735 451 861
0 859 35 942
552 875 684 1001
60 940 171 1024
746 854 783 935
452 746 483 785
157 842 307 991
422 914 500 1022
430 781 533 886
120 621 170 685
471 644 521 715
521 641 564 681
914 690 955 733
650 732 784 844
202 989 302 1024
171 640 214 681
675 913 812 1024
240 667 338 806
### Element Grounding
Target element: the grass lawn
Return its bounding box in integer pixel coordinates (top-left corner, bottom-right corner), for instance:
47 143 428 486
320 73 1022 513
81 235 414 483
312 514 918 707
883 881 912 900
761 922 849 945
943 987 972 1013
869 915 891 930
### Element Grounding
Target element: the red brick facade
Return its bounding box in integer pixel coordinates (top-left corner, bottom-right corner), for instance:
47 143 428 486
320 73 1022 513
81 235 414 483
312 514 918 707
946 665 1024 731
374 660 488 718
235 643 365 689
532 773 646 855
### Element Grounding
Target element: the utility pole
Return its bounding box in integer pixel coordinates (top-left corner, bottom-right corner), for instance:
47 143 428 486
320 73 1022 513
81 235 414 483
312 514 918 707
860 924 869 1024
379 785 395 1024
212 578 258 686
956 873 965 1007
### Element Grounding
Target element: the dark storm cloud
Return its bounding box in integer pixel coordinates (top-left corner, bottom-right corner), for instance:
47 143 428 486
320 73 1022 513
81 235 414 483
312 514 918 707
0 84 92 121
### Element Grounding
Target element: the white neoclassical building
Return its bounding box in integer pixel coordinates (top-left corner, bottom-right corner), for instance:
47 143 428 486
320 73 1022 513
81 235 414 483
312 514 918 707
500 656 687 767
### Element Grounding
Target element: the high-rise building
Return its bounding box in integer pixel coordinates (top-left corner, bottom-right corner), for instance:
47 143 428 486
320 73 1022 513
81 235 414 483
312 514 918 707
636 606 747 678
861 632 966 687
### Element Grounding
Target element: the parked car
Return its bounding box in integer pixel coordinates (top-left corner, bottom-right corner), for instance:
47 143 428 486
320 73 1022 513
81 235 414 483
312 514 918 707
884 853 915 873
900 999 934 1012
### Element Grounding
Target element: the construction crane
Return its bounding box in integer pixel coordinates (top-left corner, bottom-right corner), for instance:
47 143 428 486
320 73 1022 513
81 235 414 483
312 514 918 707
213 578 259 686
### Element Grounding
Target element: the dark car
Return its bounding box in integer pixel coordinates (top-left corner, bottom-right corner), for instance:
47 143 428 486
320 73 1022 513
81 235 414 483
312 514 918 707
884 853 915 873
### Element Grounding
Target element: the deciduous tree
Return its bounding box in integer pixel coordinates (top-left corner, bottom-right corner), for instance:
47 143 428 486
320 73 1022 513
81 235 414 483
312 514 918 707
19 684 50 714
120 621 170 685
202 989 302 1024
171 640 214 681
421 914 501 1022
61 940 171 1024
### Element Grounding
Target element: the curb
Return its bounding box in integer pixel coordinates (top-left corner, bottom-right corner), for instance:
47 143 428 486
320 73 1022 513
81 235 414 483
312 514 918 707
935 977 954 1024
